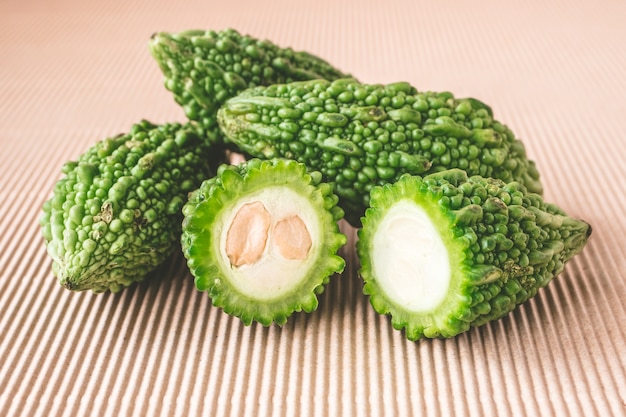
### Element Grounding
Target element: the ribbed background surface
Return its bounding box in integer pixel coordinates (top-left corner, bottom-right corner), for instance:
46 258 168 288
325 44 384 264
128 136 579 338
1 0 625 416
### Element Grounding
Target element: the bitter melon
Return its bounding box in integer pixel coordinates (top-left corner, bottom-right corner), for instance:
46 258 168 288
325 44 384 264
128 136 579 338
217 78 543 226
181 158 347 325
149 28 352 144
356 169 591 340
40 121 213 292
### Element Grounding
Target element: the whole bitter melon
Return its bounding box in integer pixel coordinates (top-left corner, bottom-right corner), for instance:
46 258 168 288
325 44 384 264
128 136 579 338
217 78 543 226
149 29 352 144
40 120 214 292
356 169 591 340
181 158 347 326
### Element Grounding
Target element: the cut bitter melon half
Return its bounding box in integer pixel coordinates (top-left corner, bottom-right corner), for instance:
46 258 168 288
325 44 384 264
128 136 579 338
181 158 347 326
356 169 591 340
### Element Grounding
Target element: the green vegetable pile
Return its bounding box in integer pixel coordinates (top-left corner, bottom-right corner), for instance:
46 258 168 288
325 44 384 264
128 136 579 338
40 28 591 340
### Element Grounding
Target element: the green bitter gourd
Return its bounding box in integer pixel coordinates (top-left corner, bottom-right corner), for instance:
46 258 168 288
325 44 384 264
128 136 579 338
149 28 352 144
356 169 591 340
181 158 347 326
40 120 214 293
217 78 543 226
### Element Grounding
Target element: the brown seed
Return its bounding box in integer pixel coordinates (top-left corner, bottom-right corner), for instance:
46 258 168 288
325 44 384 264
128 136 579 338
226 201 271 267
273 215 312 260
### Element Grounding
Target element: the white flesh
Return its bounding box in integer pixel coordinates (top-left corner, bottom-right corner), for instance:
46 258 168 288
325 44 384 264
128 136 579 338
217 186 321 300
371 200 451 313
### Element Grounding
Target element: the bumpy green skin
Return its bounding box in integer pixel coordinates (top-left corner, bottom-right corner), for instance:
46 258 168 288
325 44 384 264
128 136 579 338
149 29 352 143
181 158 347 326
40 121 213 293
217 78 543 226
357 169 591 340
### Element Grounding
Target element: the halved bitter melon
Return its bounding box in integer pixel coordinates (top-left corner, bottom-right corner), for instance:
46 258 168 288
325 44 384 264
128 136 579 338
181 158 347 326
356 169 591 340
